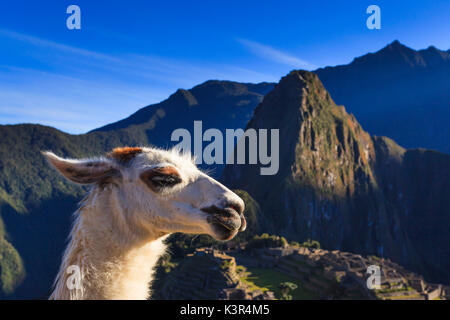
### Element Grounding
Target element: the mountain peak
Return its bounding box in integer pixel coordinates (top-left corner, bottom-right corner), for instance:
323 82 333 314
278 70 326 94
277 70 334 109
224 68 369 187
170 89 198 107
387 39 403 48
381 40 415 55
285 69 320 83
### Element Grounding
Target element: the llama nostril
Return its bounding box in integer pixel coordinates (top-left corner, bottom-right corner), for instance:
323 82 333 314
230 204 239 213
225 201 244 215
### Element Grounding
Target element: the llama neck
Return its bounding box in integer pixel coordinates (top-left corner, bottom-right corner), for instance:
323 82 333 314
50 188 167 300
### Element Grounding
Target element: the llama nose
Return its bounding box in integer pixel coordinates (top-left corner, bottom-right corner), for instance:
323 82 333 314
223 200 246 232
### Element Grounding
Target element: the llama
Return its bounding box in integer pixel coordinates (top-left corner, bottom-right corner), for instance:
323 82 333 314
44 146 246 300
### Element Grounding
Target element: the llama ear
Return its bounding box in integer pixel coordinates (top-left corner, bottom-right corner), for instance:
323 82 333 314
42 151 121 185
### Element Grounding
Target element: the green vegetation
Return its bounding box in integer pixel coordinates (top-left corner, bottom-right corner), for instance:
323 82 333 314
152 251 241 300
163 233 220 260
232 190 261 241
241 267 318 300
385 294 422 300
301 239 321 249
368 255 381 261
278 282 298 300
290 241 300 247
374 285 415 295
247 233 288 249
0 238 25 296
220 259 233 270
158 253 178 274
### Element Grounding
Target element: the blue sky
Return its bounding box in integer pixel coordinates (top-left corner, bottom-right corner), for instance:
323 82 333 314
0 0 449 133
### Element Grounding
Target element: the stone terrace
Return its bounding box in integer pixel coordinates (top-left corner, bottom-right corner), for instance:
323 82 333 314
228 246 449 300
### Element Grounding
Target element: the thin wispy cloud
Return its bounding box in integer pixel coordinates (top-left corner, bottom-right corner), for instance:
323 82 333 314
0 29 276 133
237 38 316 69
0 29 119 62
0 66 161 133
0 29 275 86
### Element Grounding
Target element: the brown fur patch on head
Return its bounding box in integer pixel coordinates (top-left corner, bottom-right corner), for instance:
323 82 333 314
107 147 143 164
149 166 181 177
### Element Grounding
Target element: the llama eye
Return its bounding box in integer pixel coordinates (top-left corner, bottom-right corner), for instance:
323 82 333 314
150 174 181 189
140 166 182 192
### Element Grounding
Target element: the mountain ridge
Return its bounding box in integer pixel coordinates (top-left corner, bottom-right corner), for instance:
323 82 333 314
314 40 450 154
92 80 275 133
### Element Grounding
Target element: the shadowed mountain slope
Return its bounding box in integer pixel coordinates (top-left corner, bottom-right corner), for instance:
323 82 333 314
315 40 450 154
222 70 450 285
93 80 274 175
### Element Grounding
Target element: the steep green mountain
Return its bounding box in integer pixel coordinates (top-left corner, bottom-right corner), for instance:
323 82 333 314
222 70 450 285
314 40 450 154
0 80 272 298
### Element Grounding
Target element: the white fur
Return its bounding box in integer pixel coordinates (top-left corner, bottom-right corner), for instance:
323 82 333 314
45 147 244 300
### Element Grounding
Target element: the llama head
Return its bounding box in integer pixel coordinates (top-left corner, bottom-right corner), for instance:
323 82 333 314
43 147 246 241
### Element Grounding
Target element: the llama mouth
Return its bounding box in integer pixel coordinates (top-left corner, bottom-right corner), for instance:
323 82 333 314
206 213 242 231
209 220 240 241
201 205 243 240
